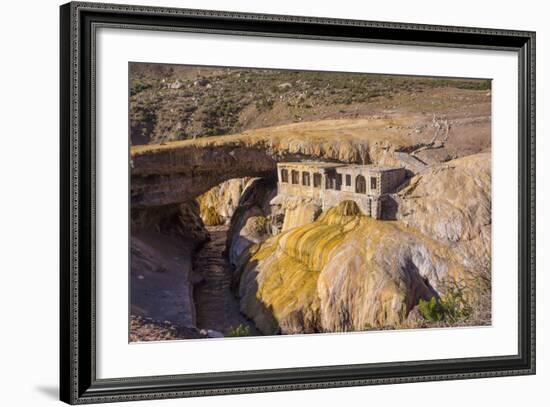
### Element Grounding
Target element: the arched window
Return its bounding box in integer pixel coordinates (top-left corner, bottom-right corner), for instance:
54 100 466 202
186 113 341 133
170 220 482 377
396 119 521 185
313 173 322 188
281 169 288 183
291 170 300 184
356 175 366 194
302 172 311 186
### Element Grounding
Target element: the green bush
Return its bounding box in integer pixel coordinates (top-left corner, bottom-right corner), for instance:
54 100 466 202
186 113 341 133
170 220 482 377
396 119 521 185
130 81 152 96
226 324 251 337
418 297 445 322
418 280 474 323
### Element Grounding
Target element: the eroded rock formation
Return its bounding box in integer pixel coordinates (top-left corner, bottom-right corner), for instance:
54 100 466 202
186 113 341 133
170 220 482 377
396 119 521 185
396 152 491 272
270 195 322 233
226 154 492 334
225 178 277 269
196 178 253 226
235 201 473 334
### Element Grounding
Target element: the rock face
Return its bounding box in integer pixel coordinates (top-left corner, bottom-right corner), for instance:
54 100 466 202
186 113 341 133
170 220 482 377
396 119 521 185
270 195 322 233
131 139 277 208
224 154 492 335
129 117 491 338
226 178 277 269
235 201 472 335
131 200 209 244
395 152 491 272
223 176 324 272
130 201 209 332
196 178 252 226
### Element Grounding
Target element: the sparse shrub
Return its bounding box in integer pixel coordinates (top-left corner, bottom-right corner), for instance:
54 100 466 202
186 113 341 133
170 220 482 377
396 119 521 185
418 297 445 322
227 324 251 337
130 80 152 96
455 79 491 91
174 130 186 140
129 65 492 145
418 279 474 323
439 279 473 322
255 97 274 112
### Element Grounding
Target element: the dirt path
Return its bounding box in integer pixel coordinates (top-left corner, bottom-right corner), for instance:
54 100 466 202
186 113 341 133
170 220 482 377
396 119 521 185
193 226 259 336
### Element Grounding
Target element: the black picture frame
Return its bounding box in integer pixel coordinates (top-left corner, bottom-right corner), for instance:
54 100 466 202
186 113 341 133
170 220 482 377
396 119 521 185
60 1 536 404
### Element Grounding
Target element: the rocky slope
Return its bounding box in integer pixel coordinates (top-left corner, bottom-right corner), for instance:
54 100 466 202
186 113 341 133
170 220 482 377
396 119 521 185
130 63 490 146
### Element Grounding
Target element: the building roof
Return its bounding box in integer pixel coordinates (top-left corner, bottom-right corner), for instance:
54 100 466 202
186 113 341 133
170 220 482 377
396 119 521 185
339 164 405 173
277 161 346 169
277 161 404 172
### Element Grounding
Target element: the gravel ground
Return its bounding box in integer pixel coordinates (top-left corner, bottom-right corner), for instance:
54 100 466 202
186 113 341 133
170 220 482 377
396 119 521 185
130 315 205 342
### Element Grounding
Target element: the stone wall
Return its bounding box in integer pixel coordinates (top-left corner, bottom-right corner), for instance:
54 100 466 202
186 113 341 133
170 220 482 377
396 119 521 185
278 181 323 201
378 168 408 194
276 162 407 219
322 190 372 216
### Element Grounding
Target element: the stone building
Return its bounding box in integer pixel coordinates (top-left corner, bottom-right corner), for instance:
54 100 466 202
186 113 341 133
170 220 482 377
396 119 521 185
276 161 407 219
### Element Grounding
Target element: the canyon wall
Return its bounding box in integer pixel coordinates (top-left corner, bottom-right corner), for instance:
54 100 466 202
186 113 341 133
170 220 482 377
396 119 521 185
130 201 209 338
130 118 492 337
396 152 491 273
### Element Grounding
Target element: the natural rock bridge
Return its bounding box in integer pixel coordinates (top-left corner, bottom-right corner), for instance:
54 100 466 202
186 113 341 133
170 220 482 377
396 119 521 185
131 141 282 208
130 119 434 208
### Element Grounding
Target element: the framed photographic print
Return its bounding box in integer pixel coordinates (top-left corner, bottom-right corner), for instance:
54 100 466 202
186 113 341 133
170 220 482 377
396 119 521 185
60 1 536 404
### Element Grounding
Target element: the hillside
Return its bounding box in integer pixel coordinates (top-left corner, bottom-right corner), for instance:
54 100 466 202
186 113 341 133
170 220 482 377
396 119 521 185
130 63 490 147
